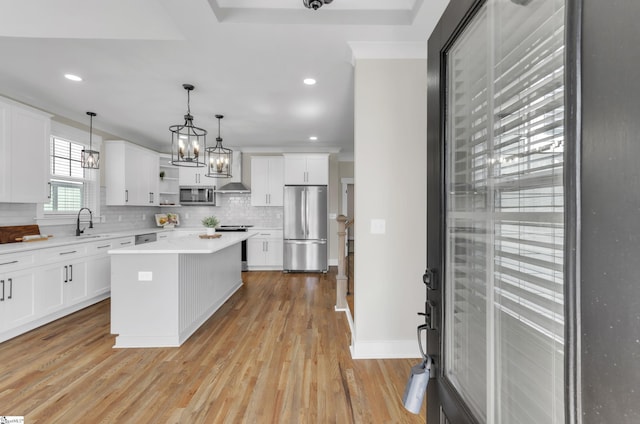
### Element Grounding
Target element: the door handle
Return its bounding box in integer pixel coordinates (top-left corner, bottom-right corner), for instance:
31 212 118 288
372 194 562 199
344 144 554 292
125 189 129 202
7 278 12 299
69 264 73 282
64 265 68 283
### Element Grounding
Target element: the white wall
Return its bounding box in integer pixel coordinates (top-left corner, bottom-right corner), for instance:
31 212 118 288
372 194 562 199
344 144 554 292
353 59 427 358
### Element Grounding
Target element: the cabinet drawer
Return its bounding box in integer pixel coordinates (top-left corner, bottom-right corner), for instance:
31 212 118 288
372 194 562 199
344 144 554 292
0 252 36 272
86 240 118 256
250 230 283 239
40 245 88 263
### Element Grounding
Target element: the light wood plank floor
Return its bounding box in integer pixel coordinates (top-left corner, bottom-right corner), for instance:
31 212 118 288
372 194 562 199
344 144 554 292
0 269 425 423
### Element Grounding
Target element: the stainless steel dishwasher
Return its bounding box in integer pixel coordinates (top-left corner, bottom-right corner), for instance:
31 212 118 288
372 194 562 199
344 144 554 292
134 232 157 245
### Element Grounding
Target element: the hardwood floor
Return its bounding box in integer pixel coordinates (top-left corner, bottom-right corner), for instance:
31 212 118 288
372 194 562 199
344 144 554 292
0 269 425 423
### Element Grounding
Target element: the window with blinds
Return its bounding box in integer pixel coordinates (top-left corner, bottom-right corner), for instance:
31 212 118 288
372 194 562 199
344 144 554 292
44 136 98 214
444 1 565 423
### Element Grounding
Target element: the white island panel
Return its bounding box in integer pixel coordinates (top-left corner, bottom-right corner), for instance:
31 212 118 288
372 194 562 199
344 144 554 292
110 233 249 348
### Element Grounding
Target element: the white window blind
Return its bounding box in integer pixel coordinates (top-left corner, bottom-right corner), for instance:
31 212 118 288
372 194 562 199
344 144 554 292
42 133 99 217
444 1 565 423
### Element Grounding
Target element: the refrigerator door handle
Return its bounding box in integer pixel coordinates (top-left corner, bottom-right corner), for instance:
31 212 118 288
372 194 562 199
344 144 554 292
286 240 327 244
305 189 309 238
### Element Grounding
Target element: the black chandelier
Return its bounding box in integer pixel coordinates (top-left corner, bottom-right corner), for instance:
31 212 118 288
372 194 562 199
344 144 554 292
205 115 232 178
303 0 333 10
81 111 100 169
170 84 207 167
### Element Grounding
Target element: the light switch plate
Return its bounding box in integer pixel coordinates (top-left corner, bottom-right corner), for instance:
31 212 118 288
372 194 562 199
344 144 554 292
370 219 386 234
138 271 153 281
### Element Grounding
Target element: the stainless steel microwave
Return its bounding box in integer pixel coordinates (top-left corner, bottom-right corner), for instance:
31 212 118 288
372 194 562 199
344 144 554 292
179 186 216 206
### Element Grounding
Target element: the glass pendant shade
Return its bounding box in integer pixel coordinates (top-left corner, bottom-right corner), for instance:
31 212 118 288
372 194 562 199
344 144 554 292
206 115 232 178
170 84 207 167
81 111 100 169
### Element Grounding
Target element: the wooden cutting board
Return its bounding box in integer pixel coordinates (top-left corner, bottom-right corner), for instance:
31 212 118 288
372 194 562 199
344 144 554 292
0 225 41 244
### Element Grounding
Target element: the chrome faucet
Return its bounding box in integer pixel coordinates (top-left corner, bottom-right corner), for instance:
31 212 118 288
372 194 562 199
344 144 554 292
76 207 94 236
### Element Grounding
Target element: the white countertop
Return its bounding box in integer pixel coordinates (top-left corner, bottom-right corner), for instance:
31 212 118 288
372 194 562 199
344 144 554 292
108 231 255 255
0 226 280 255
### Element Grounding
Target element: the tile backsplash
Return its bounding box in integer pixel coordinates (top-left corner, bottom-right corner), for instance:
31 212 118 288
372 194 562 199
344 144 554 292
0 189 282 238
174 193 283 228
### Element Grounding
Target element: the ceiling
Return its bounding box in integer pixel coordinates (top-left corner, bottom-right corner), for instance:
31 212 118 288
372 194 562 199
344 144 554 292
0 0 448 157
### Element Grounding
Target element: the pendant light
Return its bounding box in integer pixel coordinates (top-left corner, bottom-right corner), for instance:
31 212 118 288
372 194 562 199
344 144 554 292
170 84 207 167
81 111 100 169
205 115 232 178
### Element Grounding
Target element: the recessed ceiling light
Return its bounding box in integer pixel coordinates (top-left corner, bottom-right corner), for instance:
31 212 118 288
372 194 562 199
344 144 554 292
303 78 316 85
309 136 318 141
64 74 83 82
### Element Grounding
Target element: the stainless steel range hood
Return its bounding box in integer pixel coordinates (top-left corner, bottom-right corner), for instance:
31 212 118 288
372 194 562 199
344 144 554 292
214 151 251 193
216 181 250 193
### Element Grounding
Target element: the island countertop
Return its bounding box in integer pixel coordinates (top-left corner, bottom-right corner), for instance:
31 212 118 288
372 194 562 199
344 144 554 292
108 231 254 255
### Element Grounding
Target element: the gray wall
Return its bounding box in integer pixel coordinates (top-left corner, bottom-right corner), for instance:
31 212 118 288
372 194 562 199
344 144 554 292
580 0 640 421
352 58 427 357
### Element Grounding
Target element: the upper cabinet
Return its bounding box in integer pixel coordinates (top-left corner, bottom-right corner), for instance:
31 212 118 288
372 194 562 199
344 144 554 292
283 154 329 185
251 156 284 206
178 166 213 187
105 140 158 206
0 97 51 203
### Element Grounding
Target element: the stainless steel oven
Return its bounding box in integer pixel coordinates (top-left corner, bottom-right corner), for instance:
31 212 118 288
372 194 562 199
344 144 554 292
215 225 253 271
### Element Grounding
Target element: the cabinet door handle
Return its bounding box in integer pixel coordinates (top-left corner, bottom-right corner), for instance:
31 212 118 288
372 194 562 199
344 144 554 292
265 241 269 252
1 279 4 301
0 260 18 266
69 264 73 282
97 244 111 249
125 189 129 202
64 265 68 283
7 278 12 299
48 182 52 199
149 192 153 203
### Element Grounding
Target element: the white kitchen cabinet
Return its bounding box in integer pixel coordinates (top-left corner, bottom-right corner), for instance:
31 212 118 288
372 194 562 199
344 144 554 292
247 230 283 270
105 140 159 206
85 236 135 297
0 253 39 331
251 156 284 206
0 268 36 333
178 166 213 187
283 154 329 185
0 96 51 203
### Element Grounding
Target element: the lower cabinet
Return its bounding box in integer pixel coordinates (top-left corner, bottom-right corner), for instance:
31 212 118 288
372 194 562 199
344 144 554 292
247 230 283 271
1 235 136 343
35 260 87 316
0 269 36 333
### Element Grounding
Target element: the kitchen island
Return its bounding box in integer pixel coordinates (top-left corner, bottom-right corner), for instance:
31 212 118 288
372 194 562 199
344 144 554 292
109 232 253 348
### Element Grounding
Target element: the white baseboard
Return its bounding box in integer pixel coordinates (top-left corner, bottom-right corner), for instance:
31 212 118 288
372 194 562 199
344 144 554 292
350 339 422 359
329 258 338 266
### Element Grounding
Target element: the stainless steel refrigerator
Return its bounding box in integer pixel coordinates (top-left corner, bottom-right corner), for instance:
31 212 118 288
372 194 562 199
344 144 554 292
283 185 328 272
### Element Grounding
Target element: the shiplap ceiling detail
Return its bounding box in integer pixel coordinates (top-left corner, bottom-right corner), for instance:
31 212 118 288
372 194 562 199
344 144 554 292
0 0 448 155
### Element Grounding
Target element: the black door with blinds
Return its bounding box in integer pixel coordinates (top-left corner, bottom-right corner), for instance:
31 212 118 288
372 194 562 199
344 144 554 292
426 0 574 423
